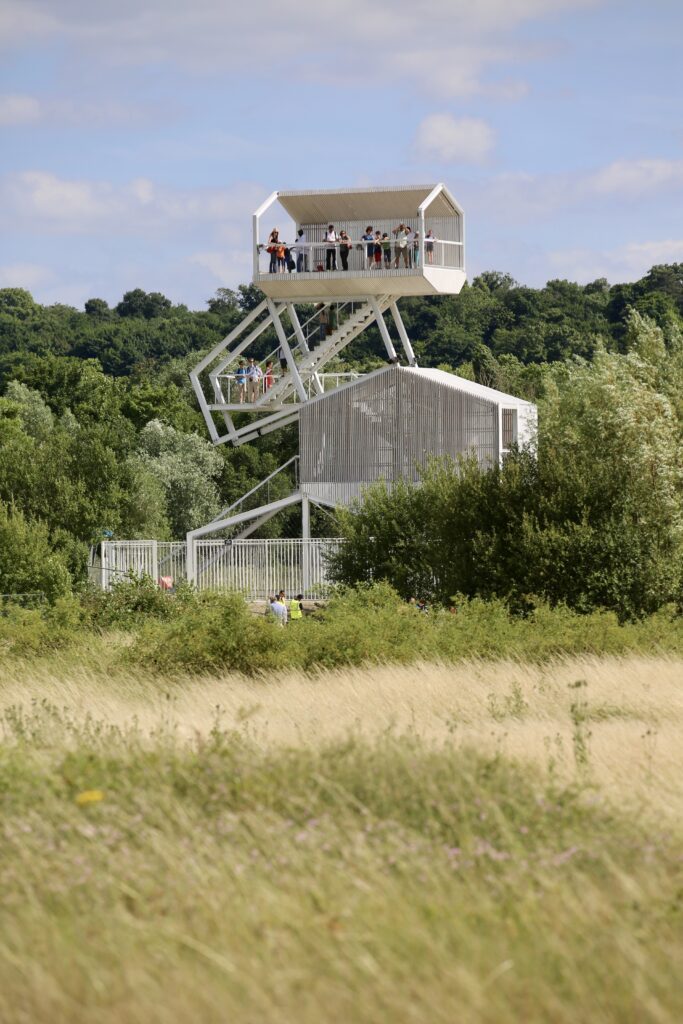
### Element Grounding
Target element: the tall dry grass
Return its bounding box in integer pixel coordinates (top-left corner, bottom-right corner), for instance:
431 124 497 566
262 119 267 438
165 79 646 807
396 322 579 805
2 654 682 822
1 656 681 1023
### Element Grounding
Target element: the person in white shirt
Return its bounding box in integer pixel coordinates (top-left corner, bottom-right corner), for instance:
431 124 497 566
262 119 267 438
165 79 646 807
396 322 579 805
269 596 287 625
295 228 308 273
393 223 410 268
246 357 263 402
325 225 338 271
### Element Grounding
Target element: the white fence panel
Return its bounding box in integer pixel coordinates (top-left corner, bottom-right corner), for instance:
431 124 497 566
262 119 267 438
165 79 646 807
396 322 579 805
91 539 341 601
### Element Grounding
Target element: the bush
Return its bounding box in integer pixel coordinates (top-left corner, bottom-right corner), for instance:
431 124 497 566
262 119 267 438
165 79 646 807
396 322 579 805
0 595 88 657
128 590 290 675
86 573 197 630
0 502 72 602
125 584 683 675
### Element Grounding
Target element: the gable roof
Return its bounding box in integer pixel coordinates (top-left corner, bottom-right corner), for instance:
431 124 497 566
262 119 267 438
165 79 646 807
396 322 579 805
305 364 534 409
275 184 461 224
400 366 535 407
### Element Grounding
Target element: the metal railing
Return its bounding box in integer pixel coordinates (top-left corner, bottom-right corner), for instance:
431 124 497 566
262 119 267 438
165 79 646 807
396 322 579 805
256 237 463 275
89 538 342 601
215 370 362 406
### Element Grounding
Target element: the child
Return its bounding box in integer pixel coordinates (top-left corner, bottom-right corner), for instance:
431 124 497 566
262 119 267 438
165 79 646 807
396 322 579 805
373 230 382 268
382 232 391 267
264 360 274 390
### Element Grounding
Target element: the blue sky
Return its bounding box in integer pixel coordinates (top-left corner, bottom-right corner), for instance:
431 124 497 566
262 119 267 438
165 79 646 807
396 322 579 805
1 0 682 309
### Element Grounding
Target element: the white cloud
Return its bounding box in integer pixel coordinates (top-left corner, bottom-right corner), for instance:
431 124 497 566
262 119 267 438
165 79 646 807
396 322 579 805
586 159 683 198
0 262 54 288
0 171 265 237
0 0 601 99
190 250 253 286
415 114 495 164
467 156 683 223
0 92 171 127
548 239 683 283
0 94 42 125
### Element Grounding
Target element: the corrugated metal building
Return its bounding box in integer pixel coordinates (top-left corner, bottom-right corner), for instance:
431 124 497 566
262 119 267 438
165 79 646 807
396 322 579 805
299 365 536 505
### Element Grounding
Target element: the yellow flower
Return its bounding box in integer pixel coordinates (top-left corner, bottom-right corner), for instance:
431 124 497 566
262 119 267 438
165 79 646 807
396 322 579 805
75 790 104 806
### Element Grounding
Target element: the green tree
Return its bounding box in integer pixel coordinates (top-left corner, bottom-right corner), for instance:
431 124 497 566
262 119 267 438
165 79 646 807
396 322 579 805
0 502 72 601
133 420 223 536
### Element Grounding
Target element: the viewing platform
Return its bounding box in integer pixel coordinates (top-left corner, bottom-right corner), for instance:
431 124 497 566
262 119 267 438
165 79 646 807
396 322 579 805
253 184 465 299
190 182 467 446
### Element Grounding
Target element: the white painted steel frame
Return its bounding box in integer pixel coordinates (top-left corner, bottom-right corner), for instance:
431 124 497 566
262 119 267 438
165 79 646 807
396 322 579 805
189 293 415 448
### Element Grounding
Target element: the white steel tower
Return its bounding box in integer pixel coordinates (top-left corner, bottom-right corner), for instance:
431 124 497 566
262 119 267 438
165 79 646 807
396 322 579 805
187 183 467 582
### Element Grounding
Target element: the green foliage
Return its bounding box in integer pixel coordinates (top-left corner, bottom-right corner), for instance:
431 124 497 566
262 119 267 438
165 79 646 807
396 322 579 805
330 315 683 619
129 590 289 675
1 268 683 593
86 573 196 630
126 583 683 675
0 503 71 602
0 596 87 657
132 419 223 536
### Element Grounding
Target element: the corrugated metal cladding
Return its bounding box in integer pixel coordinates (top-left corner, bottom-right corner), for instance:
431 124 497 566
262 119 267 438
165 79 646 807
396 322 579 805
299 366 499 505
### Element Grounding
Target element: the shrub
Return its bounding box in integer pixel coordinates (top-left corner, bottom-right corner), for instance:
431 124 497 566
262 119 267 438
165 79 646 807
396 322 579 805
0 502 72 603
128 590 290 675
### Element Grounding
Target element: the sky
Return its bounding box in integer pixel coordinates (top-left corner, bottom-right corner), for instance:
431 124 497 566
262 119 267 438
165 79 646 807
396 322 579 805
1 0 682 310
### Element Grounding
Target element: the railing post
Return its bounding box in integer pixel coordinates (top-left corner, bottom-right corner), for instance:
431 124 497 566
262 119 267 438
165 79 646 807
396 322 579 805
302 494 310 594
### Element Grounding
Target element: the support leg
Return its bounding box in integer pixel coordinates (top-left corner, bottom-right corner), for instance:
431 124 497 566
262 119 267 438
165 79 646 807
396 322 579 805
267 298 308 403
370 298 398 363
389 300 417 366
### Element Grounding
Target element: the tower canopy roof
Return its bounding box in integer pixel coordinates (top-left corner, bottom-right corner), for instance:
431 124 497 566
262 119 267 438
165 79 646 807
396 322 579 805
276 184 460 224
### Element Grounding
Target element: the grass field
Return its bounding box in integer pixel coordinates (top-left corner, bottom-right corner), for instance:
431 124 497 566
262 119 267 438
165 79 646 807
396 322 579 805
1 656 682 1022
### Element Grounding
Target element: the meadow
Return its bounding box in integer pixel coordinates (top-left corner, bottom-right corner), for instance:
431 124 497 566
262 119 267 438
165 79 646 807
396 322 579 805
1 654 681 1023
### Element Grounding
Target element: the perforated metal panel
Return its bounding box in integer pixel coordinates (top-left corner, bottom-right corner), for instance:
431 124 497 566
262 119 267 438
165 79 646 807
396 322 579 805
299 366 501 505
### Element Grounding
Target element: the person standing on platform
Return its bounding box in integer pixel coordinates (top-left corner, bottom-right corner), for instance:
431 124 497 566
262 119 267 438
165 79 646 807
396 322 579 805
247 357 263 402
393 224 410 268
425 229 435 264
267 228 280 274
325 225 338 270
295 228 308 273
373 231 383 269
235 359 248 403
339 229 351 271
264 360 274 390
361 226 375 269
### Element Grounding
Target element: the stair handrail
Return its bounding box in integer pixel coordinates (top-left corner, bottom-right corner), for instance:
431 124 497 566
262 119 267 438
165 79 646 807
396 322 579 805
208 455 300 523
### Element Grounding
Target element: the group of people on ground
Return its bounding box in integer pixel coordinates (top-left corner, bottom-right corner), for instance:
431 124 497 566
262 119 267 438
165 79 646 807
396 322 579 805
268 591 304 625
264 225 437 274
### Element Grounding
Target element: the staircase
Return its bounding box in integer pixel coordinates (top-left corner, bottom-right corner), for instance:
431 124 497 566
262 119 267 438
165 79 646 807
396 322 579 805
260 296 392 409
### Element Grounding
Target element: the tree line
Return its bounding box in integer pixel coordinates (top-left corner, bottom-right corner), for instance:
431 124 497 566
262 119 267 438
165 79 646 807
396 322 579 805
0 264 682 616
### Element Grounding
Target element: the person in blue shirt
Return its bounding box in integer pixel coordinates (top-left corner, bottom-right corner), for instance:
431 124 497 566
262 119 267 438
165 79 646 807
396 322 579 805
235 359 248 404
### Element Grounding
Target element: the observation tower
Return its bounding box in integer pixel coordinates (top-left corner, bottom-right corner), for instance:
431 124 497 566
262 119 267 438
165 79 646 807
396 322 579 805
186 183 469 582
190 183 465 447
92 183 537 595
